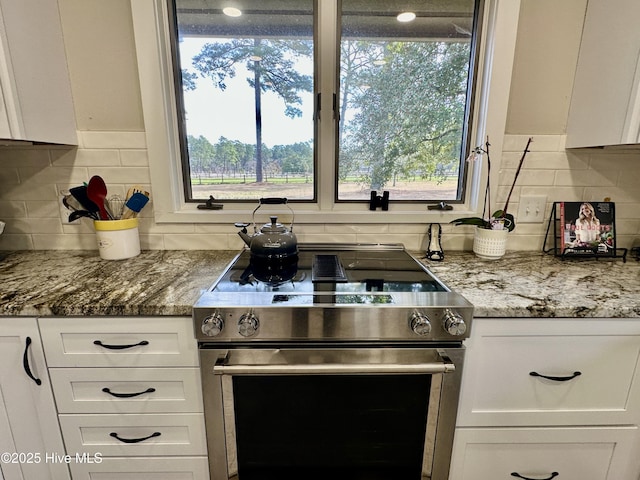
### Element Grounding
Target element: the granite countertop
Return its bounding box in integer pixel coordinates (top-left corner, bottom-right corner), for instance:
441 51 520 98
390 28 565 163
0 249 638 318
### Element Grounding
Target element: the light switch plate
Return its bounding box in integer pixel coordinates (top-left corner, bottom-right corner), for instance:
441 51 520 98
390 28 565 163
517 195 547 223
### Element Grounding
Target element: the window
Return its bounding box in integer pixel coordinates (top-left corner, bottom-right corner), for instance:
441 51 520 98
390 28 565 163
171 0 315 202
130 0 521 223
169 0 479 204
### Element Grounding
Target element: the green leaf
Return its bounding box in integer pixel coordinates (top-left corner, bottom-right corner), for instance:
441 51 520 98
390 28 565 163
450 217 490 228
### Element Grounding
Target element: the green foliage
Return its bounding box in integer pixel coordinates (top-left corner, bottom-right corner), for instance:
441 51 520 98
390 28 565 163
187 135 312 178
339 40 470 191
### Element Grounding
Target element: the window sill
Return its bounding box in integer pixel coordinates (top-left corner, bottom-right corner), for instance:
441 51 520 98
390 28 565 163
153 203 470 224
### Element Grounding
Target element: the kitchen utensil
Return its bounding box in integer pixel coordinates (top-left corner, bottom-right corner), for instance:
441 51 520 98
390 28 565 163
125 185 149 201
87 176 110 220
68 210 95 222
121 192 150 220
69 186 100 218
235 198 298 262
62 194 85 213
107 195 125 220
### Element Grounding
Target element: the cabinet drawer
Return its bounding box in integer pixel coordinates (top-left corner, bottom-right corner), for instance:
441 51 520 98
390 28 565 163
50 367 203 413
59 413 207 457
450 427 639 480
458 319 640 426
69 456 210 480
39 317 198 367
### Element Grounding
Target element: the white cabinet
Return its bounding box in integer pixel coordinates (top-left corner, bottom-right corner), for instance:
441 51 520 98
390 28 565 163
451 318 640 480
0 0 76 145
0 318 70 480
39 317 209 480
566 0 640 148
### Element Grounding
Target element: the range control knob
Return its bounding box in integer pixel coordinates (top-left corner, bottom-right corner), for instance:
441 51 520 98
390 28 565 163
409 311 432 336
201 313 224 337
443 309 467 336
238 312 259 337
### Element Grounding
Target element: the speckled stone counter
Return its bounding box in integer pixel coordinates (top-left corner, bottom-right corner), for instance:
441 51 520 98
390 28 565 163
0 249 638 318
420 251 640 318
0 250 237 316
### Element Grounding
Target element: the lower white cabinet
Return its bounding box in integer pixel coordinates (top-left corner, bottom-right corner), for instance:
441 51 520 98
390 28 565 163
450 427 638 480
69 456 210 480
0 318 70 480
451 318 640 480
40 317 209 480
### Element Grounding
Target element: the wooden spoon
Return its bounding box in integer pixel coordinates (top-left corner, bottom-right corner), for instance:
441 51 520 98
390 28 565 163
87 176 110 220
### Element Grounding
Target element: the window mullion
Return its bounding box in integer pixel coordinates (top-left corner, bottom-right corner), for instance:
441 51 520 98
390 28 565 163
316 0 338 210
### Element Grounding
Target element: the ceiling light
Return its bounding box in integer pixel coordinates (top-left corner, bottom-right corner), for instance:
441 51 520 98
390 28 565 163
222 7 242 17
396 11 416 22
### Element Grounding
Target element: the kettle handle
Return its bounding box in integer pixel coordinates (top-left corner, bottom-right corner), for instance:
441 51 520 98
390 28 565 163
259 197 288 205
251 198 295 231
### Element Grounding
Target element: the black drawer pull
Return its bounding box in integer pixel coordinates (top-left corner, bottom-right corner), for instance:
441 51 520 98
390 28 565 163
22 337 42 386
102 387 156 398
94 340 149 350
110 431 161 444
530 371 581 382
512 472 559 480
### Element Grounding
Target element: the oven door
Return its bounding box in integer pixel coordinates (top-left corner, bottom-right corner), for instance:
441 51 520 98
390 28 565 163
200 346 463 480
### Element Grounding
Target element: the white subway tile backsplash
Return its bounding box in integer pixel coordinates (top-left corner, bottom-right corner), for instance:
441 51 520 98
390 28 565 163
1 132 639 252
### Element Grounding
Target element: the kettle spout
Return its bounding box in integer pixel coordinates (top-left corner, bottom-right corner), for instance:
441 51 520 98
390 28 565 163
235 222 252 247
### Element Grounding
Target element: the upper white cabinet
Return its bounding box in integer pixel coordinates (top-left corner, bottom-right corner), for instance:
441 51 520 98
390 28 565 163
566 0 640 148
0 0 77 145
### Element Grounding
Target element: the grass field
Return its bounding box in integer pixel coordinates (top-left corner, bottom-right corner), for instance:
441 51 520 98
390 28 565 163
191 176 458 200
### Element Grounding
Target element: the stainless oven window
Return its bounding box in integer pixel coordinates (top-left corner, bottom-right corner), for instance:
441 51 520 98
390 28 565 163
201 348 462 480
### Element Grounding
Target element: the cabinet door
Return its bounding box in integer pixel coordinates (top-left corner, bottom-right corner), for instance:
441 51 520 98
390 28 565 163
39 317 199 367
50 367 203 414
59 413 207 457
450 427 639 480
458 318 640 427
0 318 70 480
0 0 76 144
566 0 640 147
69 457 210 480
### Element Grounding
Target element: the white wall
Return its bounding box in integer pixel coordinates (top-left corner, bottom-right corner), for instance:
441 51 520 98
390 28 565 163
0 0 638 252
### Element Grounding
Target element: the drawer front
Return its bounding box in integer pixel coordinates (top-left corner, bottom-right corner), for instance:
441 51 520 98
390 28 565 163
450 427 639 480
50 367 203 414
59 413 207 457
39 317 198 367
69 456 210 480
458 319 640 426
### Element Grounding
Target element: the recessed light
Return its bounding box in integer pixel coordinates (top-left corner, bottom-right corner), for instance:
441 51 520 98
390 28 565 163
222 7 242 17
396 11 416 22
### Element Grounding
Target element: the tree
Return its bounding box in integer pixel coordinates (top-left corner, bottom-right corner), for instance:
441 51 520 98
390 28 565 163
339 40 470 192
187 135 215 181
190 38 313 183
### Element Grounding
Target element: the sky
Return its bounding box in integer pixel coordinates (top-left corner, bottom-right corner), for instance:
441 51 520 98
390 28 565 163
179 38 314 147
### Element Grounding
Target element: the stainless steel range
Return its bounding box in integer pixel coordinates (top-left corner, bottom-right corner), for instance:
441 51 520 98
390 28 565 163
193 243 473 480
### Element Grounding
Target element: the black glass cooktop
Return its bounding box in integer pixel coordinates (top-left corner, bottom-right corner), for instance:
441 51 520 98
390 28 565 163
209 245 448 297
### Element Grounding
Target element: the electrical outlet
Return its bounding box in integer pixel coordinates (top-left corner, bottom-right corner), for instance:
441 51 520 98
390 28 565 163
517 195 547 223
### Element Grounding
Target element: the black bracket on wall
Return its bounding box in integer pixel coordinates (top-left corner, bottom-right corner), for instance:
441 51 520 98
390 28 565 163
369 191 389 211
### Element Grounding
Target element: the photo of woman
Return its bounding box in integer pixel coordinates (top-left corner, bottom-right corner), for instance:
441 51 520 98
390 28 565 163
559 201 615 255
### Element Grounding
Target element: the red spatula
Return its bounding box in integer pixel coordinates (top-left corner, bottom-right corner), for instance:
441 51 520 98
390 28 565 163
87 175 110 220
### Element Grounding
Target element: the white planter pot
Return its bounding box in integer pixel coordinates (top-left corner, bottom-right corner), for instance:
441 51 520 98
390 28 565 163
473 226 508 260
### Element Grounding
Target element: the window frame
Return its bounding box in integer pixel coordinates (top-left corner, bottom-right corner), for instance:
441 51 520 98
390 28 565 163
130 0 522 224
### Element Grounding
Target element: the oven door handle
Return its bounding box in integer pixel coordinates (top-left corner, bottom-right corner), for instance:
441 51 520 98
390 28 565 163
213 355 455 375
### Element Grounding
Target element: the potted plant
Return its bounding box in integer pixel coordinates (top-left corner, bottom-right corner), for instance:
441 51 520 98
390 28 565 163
451 137 533 258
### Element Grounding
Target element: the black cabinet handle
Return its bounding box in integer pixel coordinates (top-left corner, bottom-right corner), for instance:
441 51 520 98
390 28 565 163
110 431 161 444
93 340 149 350
102 387 156 398
22 337 42 386
530 371 581 382
512 472 559 480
